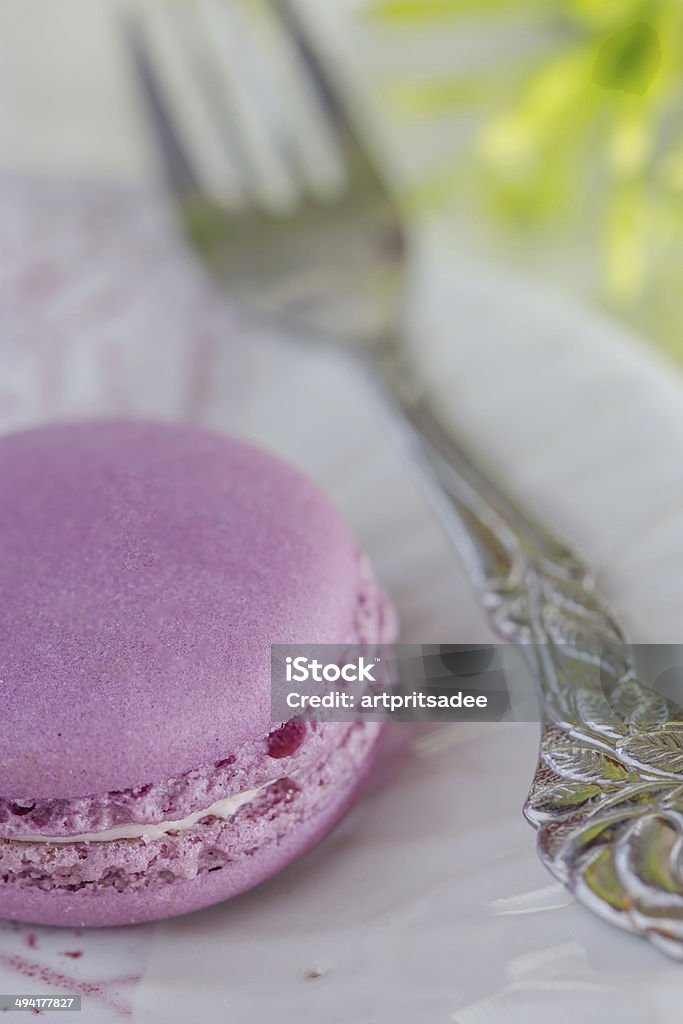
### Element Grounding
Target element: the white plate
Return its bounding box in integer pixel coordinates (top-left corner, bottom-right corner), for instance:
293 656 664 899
1 177 683 1023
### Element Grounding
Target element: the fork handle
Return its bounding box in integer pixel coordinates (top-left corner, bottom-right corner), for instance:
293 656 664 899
366 338 683 964
361 342 683 962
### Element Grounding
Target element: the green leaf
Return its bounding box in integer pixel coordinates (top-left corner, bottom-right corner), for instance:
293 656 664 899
592 20 662 96
371 0 551 21
386 77 491 115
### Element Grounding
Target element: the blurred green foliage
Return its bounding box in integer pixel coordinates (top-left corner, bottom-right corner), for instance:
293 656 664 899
372 0 683 360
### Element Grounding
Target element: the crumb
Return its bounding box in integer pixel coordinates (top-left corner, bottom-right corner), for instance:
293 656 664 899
267 721 307 759
305 967 325 980
61 951 83 959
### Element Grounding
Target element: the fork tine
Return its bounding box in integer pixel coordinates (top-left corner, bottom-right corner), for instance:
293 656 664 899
271 2 350 132
129 0 352 214
190 0 352 213
270 0 377 174
267 0 394 208
247 0 348 203
123 10 198 200
125 3 245 209
193 0 303 212
193 0 347 209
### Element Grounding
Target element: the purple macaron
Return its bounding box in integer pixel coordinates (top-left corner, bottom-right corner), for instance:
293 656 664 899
0 419 397 926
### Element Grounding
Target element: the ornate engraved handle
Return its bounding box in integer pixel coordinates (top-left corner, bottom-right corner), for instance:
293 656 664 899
369 341 683 960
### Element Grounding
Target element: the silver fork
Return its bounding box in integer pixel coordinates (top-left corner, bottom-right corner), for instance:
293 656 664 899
126 0 683 959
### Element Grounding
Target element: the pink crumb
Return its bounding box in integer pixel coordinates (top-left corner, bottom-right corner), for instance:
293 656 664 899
267 721 307 759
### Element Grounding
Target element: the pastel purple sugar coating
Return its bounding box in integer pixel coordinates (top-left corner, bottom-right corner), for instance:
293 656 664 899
0 419 383 797
0 420 397 926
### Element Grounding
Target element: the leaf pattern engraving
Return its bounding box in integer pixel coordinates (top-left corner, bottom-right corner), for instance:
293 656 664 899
543 745 632 784
571 687 626 741
480 531 683 959
526 781 601 822
610 680 672 728
618 730 683 776
430 420 683 958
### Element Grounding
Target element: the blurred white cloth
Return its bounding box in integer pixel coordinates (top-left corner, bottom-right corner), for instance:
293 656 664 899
0 0 152 181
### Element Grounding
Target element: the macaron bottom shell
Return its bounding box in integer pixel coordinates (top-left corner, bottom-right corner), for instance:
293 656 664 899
0 722 383 928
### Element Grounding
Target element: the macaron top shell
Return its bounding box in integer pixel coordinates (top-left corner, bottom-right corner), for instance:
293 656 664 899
0 420 365 799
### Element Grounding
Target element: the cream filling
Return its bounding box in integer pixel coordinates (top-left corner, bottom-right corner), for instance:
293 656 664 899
12 779 279 845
